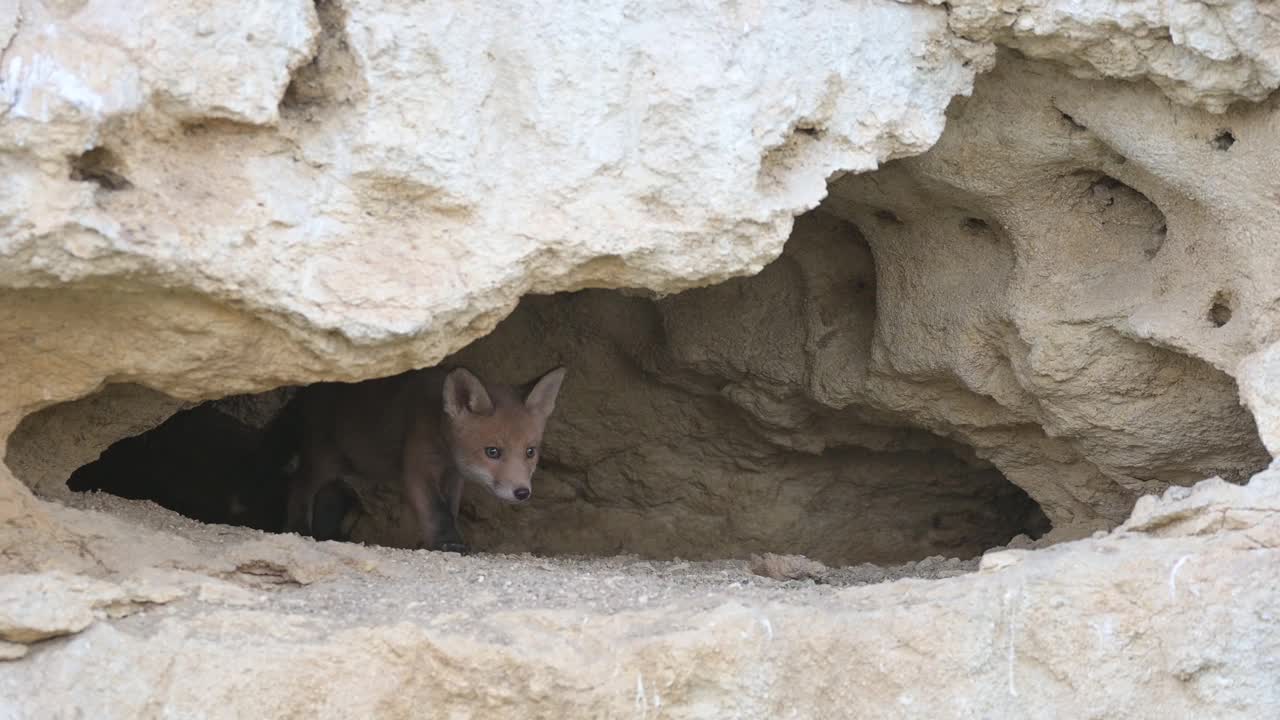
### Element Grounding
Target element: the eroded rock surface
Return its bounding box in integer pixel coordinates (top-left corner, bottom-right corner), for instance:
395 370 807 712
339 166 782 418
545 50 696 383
2 2 1277 534
821 53 1278 522
3 0 1280 715
941 0 1280 112
0 472 1277 717
1 0 986 419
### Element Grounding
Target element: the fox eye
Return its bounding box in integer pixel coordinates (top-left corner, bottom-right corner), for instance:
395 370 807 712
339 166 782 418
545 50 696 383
484 447 501 459
525 447 536 458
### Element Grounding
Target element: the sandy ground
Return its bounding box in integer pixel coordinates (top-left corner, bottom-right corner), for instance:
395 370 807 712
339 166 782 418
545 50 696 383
53 490 979 641
7 474 1277 718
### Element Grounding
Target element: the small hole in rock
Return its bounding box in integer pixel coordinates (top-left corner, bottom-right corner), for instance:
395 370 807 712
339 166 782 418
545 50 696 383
1208 293 1233 328
962 217 989 233
68 147 132 191
1212 130 1236 151
795 125 822 139
873 209 903 225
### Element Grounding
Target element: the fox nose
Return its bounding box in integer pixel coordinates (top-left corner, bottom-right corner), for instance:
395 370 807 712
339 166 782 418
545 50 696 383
513 487 531 502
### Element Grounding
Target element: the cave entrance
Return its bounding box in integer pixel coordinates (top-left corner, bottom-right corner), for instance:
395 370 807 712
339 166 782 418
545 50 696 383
38 380 1050 566
7 209 1051 567
64 396 293 535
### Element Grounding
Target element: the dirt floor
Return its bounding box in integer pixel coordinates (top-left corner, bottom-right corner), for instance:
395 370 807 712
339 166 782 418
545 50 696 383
7 473 1277 719
56 489 980 639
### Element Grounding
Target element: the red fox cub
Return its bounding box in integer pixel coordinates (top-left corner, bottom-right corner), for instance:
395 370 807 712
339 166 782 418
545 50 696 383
264 366 566 553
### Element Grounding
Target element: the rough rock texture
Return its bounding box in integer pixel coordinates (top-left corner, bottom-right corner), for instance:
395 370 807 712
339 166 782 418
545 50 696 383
2 1 1276 531
0 472 1278 718
942 0 1280 112
1 0 985 404
4 0 1280 715
109 51 1270 558
820 52 1278 522
1241 342 1280 456
0 0 991 545
0 571 184 644
25 361 1049 566
442 221 1055 563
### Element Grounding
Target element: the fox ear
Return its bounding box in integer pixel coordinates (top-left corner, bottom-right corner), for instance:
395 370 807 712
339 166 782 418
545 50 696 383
443 368 494 417
524 366 566 420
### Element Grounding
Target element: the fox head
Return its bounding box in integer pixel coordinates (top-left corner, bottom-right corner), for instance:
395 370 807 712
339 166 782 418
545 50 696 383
441 366 567 504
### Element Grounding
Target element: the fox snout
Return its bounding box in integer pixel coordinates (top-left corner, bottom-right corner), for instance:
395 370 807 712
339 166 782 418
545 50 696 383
487 465 534 504
493 481 532 504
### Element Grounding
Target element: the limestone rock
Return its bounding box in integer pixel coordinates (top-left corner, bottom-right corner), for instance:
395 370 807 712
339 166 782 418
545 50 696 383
1 1 317 129
1 0 987 422
0 572 122 643
1122 472 1280 540
2 0 1280 716
0 640 28 661
748 553 829 581
2 2 1275 545
942 0 1280 112
1240 343 1280 457
821 52 1277 517
0 472 1273 717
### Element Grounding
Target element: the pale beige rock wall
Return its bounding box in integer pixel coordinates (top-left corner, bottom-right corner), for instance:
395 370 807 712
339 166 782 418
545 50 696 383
2 0 1280 715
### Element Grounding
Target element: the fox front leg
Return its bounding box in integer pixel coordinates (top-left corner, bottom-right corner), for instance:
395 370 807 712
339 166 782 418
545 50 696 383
402 443 469 554
438 469 469 554
404 469 451 551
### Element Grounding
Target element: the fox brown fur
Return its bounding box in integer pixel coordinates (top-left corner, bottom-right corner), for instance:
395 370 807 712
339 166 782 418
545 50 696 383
263 366 566 552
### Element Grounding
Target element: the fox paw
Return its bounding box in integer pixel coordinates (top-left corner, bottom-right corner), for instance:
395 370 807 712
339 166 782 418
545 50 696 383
438 542 471 555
